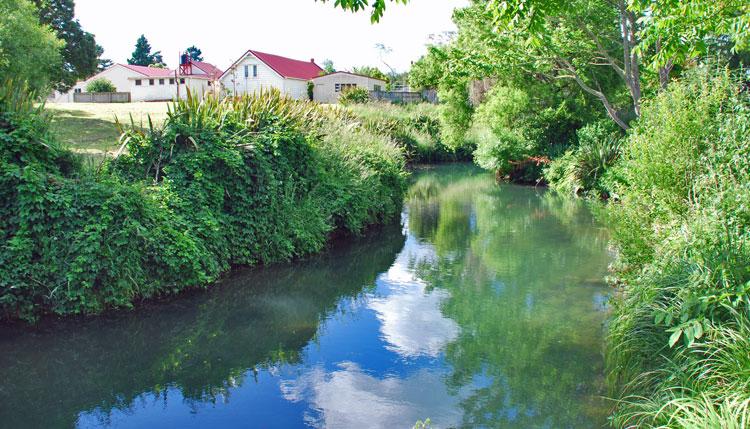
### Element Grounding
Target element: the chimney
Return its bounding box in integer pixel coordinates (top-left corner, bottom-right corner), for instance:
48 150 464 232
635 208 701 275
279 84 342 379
310 58 315 63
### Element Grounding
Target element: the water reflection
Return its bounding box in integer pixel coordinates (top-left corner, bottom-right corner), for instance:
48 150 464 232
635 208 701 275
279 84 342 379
0 164 611 428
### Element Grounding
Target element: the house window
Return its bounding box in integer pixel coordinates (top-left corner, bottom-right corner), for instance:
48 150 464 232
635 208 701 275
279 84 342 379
244 65 249 78
74 88 82 93
253 65 257 77
335 83 357 92
169 78 175 84
374 84 382 92
180 78 185 84
159 79 165 85
149 79 155 85
135 79 142 86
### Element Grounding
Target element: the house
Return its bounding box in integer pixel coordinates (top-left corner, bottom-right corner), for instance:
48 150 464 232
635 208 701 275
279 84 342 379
51 59 222 103
219 50 324 100
311 71 387 104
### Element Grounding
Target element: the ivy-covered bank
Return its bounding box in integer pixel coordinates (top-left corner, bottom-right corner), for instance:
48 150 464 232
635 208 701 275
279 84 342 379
0 85 407 321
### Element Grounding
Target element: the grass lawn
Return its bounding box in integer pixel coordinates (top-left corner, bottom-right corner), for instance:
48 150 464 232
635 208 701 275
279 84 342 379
45 102 171 153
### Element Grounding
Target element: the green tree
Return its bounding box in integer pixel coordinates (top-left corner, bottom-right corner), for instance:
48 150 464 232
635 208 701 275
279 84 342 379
0 0 63 93
33 0 102 91
322 59 335 73
185 45 203 61
128 34 163 67
351 65 387 81
85 77 116 92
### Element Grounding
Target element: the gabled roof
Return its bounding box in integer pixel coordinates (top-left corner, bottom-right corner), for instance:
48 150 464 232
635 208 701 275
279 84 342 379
191 61 223 80
313 71 387 83
221 50 324 81
121 64 174 77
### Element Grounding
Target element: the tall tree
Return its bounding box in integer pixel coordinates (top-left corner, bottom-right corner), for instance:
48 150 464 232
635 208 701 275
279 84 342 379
0 0 63 93
322 59 335 73
128 35 163 67
185 45 203 62
33 0 101 91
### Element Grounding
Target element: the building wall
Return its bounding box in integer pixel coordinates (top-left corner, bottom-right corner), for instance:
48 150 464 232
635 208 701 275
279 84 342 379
312 73 385 104
50 65 212 103
130 76 210 102
220 52 286 97
51 65 138 102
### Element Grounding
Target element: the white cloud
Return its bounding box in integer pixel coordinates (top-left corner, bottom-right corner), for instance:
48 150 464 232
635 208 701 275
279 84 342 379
368 239 460 358
74 0 467 72
280 362 464 429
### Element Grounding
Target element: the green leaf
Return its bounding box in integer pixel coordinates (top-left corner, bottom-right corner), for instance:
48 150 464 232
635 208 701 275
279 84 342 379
668 329 682 348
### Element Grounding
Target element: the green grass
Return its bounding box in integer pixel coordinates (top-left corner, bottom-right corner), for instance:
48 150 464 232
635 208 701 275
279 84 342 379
44 102 170 153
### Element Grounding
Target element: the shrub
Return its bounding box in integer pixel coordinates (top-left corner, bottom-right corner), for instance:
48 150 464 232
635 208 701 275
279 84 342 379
473 85 582 182
605 68 750 427
339 87 370 105
437 83 473 149
0 86 407 321
346 102 474 163
545 120 623 196
85 78 117 93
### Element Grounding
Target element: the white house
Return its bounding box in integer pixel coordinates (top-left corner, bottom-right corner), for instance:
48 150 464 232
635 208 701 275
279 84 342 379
219 50 324 100
51 60 223 103
311 71 387 104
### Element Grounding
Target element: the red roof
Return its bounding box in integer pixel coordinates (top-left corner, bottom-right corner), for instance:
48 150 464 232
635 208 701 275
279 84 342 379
191 61 223 80
240 50 323 80
121 64 174 77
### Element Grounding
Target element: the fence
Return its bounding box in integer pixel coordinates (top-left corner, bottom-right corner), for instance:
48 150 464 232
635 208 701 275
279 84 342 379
370 90 438 104
74 92 131 103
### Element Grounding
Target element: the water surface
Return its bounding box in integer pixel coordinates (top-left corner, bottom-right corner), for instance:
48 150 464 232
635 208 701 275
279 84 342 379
0 164 612 428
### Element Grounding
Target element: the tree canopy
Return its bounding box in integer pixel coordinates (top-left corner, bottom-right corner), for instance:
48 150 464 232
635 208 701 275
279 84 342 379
128 35 164 67
32 0 102 91
0 0 63 93
185 45 203 62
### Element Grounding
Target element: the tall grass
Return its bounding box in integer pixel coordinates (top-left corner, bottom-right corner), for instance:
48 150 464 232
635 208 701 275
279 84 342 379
604 67 750 427
345 102 475 163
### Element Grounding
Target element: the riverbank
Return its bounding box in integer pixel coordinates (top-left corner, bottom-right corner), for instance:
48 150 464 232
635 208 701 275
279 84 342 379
0 87 408 321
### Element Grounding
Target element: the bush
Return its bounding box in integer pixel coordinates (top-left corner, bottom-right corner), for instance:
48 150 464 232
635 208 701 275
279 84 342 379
544 120 623 196
473 85 582 183
605 68 750 427
339 87 370 105
437 83 473 149
346 102 474 163
0 86 407 321
85 78 117 93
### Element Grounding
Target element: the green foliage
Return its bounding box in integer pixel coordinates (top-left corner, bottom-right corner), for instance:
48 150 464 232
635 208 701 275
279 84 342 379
322 59 335 74
0 84 407 321
351 65 387 82
338 86 370 105
320 0 408 23
184 45 203 61
631 0 750 69
33 0 102 91
605 68 750 427
128 34 164 67
473 84 583 182
545 120 623 196
437 83 473 150
0 0 63 94
346 102 474 163
306 80 314 101
85 78 116 93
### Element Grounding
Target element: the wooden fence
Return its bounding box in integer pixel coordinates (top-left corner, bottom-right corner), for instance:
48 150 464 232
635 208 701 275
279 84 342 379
370 90 438 104
74 92 131 103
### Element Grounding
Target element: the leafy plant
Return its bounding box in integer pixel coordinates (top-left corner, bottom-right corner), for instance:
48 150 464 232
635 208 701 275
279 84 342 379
85 78 116 93
338 87 370 105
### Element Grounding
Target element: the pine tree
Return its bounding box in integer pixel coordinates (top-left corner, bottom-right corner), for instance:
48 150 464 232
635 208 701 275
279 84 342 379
185 45 203 62
128 35 163 66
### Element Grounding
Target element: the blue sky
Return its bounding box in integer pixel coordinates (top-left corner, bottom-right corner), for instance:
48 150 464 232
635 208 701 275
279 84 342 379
75 0 466 72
